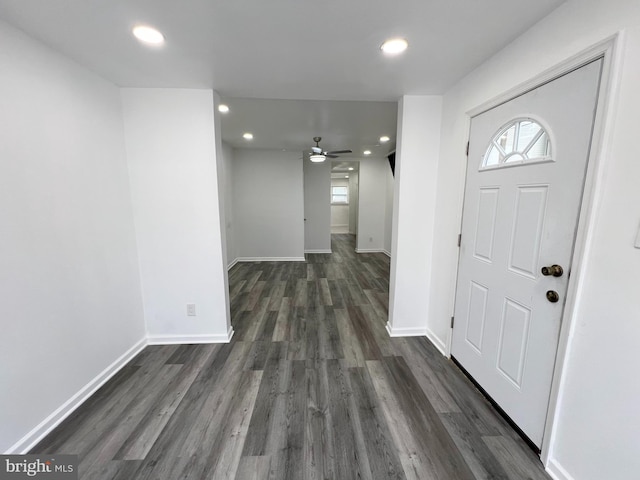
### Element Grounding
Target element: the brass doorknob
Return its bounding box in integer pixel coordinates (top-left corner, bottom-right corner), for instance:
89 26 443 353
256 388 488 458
541 264 564 277
546 290 560 303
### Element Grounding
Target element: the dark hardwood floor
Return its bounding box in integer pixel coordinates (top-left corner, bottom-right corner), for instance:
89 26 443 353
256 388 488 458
32 234 550 479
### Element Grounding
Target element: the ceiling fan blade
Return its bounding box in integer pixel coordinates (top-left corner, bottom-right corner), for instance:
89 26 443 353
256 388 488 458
326 149 352 155
325 154 339 158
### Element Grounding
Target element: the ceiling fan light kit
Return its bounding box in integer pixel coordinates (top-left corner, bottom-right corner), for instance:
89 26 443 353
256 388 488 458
309 154 326 162
308 136 352 163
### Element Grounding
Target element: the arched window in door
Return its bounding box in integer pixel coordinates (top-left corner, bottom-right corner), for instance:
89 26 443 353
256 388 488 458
482 118 552 169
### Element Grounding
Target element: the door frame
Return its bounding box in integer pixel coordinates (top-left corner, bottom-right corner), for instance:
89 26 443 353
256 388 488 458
453 33 623 464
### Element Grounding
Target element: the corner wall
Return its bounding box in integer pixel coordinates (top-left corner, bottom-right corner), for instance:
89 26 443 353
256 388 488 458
304 157 331 253
384 165 394 254
388 96 443 340
349 172 360 234
220 142 236 267
121 88 231 343
357 157 394 253
0 20 145 453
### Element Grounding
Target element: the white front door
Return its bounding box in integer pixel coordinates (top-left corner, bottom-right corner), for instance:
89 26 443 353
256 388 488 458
451 59 603 448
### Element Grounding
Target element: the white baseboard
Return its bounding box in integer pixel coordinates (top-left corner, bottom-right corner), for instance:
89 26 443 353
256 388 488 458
235 256 305 262
227 258 239 270
304 249 332 254
6 337 147 454
385 322 428 337
382 249 391 257
6 325 237 454
355 248 386 254
147 327 234 345
385 323 447 355
546 459 574 480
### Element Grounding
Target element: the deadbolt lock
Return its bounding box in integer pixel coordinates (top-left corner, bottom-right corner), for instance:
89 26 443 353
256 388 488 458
546 290 560 303
541 264 564 277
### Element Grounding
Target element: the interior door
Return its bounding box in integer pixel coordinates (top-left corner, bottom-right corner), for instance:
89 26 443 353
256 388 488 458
451 59 602 448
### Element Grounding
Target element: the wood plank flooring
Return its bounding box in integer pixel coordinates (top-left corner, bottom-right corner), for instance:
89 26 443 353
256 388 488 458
32 234 550 479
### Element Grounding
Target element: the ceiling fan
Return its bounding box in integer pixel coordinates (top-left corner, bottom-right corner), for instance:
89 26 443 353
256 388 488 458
309 136 352 162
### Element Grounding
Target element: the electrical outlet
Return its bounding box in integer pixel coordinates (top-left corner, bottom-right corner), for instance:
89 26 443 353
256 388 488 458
369 236 373 242
187 303 196 316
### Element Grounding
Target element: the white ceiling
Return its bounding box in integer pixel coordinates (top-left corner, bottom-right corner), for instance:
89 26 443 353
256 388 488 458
0 0 565 151
219 98 397 157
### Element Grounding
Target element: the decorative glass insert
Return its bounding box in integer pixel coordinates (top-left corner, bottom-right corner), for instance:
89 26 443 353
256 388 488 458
482 119 552 169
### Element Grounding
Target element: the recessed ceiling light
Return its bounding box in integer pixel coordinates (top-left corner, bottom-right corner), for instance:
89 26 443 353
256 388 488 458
381 38 408 55
132 25 165 46
218 104 229 113
243 133 253 140
379 136 390 143
345 175 349 178
363 150 372 155
348 167 354 171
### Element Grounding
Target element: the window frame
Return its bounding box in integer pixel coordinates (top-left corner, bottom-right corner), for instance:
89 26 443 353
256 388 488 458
480 117 554 171
331 185 349 205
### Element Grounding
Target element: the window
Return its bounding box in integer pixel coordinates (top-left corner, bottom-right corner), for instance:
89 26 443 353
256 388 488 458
331 185 348 204
482 118 552 170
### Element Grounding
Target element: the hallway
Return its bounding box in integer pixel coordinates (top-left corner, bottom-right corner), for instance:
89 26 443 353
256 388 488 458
32 234 549 479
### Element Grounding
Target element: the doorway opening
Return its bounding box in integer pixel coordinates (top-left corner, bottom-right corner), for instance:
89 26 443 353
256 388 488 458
330 161 359 237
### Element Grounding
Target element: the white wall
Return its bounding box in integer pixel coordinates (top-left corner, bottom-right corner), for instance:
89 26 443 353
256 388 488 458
427 0 640 478
357 157 393 253
388 96 443 339
232 149 305 260
384 164 394 254
0 20 145 453
121 88 231 343
330 177 350 227
220 142 236 266
304 158 331 253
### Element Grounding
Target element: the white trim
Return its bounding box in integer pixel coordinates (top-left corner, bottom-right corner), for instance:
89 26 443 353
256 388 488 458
542 33 623 465
385 322 428 337
545 458 574 480
382 249 391 258
6 337 148 454
234 257 305 263
227 258 239 270
304 249 332 254
467 36 617 117
457 34 621 463
6 325 238 453
386 321 447 356
425 327 448 355
355 248 386 254
147 328 234 345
